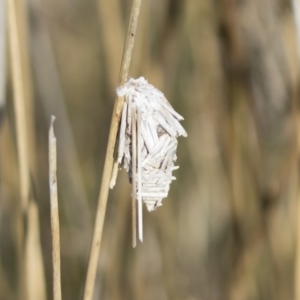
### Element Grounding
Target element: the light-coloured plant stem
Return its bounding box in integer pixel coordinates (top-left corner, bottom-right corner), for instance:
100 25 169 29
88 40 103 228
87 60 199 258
7 0 29 214
8 0 47 297
0 0 6 113
83 1 143 299
109 0 143 188
137 107 143 242
292 0 300 67
49 116 62 300
7 0 29 299
291 2 300 300
131 107 137 248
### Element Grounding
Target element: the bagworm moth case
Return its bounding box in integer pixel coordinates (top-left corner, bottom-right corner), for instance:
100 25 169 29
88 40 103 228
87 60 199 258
116 77 187 210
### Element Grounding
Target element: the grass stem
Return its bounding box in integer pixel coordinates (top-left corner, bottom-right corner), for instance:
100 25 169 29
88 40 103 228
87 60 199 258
83 1 143 299
7 1 30 299
291 2 300 299
49 116 62 300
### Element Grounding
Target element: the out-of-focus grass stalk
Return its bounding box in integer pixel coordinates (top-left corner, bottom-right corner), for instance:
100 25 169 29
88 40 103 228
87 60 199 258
49 116 62 300
7 0 29 299
7 0 46 299
291 1 300 300
0 0 6 117
98 0 124 89
83 0 143 299
292 0 300 66
25 200 47 300
7 0 29 214
30 11 91 229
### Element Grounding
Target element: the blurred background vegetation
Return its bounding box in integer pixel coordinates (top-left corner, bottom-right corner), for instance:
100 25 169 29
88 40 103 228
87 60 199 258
1 0 300 299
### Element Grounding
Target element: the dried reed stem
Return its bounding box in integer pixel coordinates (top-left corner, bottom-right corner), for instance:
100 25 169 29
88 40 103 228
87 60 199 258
83 0 143 299
9 1 47 298
49 116 62 300
110 0 143 188
25 200 47 300
292 0 300 67
0 0 6 113
296 190 300 300
291 1 300 299
7 0 29 214
7 0 30 299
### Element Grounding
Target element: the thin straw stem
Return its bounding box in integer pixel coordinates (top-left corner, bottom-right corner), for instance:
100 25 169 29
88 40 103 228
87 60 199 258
7 1 30 299
7 0 30 214
132 107 137 247
292 0 300 67
137 107 143 242
49 116 62 300
110 0 143 188
83 1 142 299
0 0 6 113
291 1 300 299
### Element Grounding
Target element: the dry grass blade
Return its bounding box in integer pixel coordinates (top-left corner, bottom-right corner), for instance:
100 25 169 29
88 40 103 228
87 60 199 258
25 200 47 300
7 0 48 297
292 0 300 65
7 0 29 214
49 116 62 300
0 0 6 115
83 1 143 300
296 189 300 300
30 15 91 230
291 1 300 299
7 1 47 299
109 0 143 188
7 0 30 298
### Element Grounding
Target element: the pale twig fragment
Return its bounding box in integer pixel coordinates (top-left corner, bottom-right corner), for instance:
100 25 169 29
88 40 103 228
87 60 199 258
7 0 30 213
117 101 128 164
137 106 143 242
127 97 132 133
147 116 159 144
141 122 154 153
49 116 62 300
153 111 177 137
158 108 187 137
131 106 137 247
0 0 6 113
160 97 185 121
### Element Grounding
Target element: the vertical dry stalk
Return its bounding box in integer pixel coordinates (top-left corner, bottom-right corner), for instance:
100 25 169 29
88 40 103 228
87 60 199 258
131 108 137 247
97 0 124 89
25 201 47 300
83 0 143 299
292 0 300 66
7 0 30 299
49 116 62 300
291 1 300 299
7 0 29 214
8 0 47 298
109 0 143 188
296 164 300 300
0 0 5 113
7 1 47 299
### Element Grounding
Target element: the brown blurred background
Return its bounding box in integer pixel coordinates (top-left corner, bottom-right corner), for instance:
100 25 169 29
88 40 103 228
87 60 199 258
1 0 300 299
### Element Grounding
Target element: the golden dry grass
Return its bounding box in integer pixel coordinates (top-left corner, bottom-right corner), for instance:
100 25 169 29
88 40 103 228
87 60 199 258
0 0 299 300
